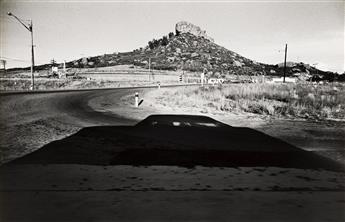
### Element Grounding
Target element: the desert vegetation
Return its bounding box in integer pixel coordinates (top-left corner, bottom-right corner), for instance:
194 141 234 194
148 32 175 50
154 83 345 120
0 78 155 91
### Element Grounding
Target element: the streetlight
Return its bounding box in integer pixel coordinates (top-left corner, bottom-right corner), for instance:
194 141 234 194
8 12 35 90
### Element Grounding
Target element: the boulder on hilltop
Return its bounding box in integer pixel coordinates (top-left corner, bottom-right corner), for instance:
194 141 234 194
175 21 214 43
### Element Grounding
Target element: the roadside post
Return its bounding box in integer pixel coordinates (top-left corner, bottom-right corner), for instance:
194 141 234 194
63 60 66 73
158 82 161 89
135 92 139 107
201 72 204 86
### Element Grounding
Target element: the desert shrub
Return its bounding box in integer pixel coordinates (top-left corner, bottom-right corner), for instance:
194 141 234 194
158 83 345 119
168 32 174 39
147 33 172 49
148 39 160 49
161 36 169 46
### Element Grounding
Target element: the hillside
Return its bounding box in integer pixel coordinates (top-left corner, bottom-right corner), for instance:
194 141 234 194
26 21 342 81
67 22 267 77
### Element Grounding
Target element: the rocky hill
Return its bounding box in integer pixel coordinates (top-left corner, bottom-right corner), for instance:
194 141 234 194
32 21 340 81
66 21 267 77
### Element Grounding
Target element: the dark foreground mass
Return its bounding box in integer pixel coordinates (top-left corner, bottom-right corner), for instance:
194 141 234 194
10 115 344 172
1 90 344 222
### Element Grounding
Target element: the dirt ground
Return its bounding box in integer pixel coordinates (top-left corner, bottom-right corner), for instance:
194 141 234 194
0 89 136 164
90 87 345 163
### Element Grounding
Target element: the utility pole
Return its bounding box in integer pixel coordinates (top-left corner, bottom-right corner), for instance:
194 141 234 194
63 60 66 73
182 61 185 75
182 60 185 83
0 60 6 74
312 63 318 83
148 57 151 81
283 43 287 83
30 20 35 89
8 12 35 90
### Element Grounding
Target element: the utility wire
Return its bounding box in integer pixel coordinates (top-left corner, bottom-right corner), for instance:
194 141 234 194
0 56 29 62
0 15 30 22
0 56 46 64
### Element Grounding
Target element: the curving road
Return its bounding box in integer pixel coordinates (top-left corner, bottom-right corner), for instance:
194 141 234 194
0 87 144 164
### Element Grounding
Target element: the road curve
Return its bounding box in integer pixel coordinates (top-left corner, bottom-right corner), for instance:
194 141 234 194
0 88 145 164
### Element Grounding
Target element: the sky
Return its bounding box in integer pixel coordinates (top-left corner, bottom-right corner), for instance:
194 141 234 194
0 0 344 73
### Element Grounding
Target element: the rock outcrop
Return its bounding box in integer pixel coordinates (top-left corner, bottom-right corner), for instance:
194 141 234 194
175 21 214 42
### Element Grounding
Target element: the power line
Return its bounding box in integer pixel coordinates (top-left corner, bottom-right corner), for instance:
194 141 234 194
0 56 29 62
0 15 30 22
0 56 47 64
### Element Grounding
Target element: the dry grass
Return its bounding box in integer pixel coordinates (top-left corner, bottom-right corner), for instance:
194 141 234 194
0 78 156 91
156 83 345 120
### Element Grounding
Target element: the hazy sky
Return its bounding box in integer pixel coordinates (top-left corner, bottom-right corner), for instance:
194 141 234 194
1 0 344 72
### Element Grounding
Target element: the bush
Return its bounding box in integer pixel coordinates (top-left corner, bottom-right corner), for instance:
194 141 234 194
162 36 169 46
154 83 345 120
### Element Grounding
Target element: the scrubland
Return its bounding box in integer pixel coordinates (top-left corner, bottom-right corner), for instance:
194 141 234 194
154 83 345 120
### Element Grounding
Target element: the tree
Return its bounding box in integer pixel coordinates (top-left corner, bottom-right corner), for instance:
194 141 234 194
148 40 154 50
153 39 159 48
168 32 174 39
162 36 169 46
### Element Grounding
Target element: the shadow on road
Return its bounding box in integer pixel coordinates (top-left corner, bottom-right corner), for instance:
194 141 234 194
10 115 344 171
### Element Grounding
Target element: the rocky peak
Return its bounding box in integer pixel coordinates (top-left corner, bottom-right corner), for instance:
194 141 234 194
175 21 214 43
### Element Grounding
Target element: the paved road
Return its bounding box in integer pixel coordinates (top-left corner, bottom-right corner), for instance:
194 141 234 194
0 88 140 125
0 88 143 164
0 84 199 163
